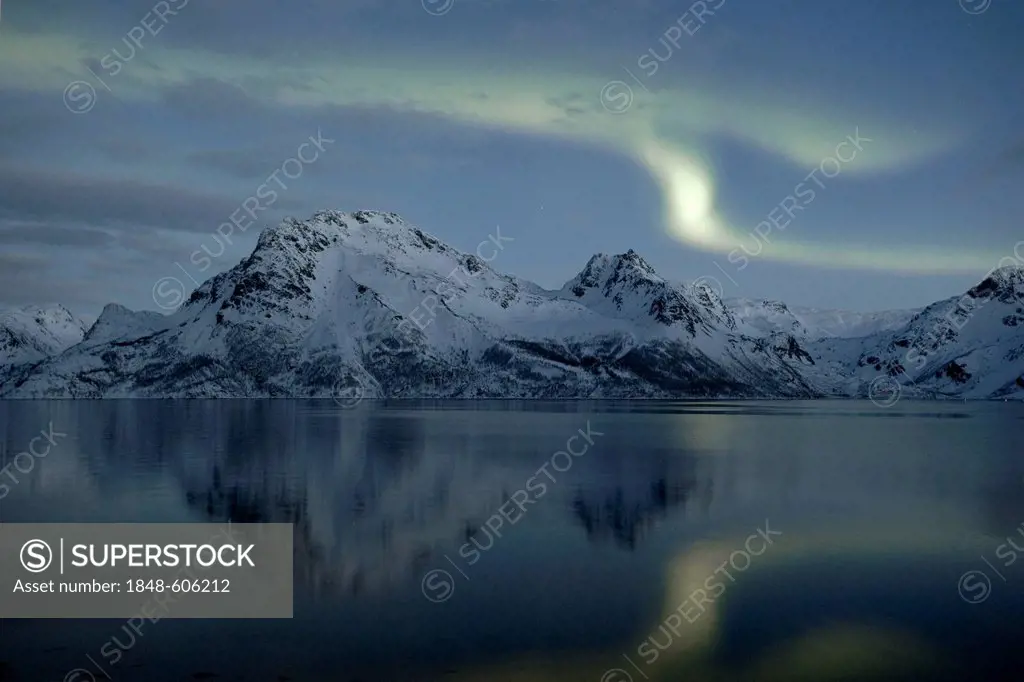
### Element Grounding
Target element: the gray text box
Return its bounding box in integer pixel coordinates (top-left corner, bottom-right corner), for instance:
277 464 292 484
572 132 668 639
0 523 292 618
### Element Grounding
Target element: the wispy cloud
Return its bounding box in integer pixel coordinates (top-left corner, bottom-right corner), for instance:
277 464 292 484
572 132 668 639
1 26 991 274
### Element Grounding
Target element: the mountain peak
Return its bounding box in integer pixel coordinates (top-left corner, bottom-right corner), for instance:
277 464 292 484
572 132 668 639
566 249 662 297
245 210 447 282
967 263 1024 302
257 210 434 252
99 303 136 317
310 209 406 227
2 302 75 320
0 304 90 365
617 249 657 275
83 304 167 345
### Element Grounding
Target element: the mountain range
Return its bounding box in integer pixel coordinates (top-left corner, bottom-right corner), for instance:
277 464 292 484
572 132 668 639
1 209 1022 400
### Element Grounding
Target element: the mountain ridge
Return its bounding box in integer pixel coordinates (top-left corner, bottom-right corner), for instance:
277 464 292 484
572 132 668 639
1 210 1021 400
0 303 90 367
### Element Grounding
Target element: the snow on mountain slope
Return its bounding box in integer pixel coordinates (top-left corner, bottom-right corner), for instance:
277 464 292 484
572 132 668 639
81 304 170 346
726 298 919 341
0 304 90 366
809 265 1024 400
547 249 821 397
0 210 820 398
791 305 920 339
0 210 1019 400
558 250 737 336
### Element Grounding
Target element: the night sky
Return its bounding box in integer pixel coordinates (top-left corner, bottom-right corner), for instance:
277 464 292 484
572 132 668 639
0 0 1021 319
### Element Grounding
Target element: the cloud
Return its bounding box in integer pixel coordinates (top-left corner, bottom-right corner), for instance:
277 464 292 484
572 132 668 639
0 89 71 155
0 164 257 234
186 148 284 180
91 136 161 163
0 253 100 310
0 26 1001 274
989 137 1024 175
159 76 262 118
0 221 116 248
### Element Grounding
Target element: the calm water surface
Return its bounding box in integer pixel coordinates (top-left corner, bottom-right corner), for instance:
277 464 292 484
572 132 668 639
1 400 1022 681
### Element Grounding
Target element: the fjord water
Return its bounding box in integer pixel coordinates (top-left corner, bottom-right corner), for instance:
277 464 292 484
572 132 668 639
1 400 1022 682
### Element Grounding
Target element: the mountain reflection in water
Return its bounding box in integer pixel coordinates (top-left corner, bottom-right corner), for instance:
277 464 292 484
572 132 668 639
0 399 1022 681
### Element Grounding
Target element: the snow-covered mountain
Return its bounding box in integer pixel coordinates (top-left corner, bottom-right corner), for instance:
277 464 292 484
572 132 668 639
0 304 90 367
726 298 919 341
0 210 1020 400
80 303 167 346
811 265 1024 400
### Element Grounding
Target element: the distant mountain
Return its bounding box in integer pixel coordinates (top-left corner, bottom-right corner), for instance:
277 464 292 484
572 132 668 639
80 303 167 346
726 298 919 341
0 210 1020 400
0 304 89 367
